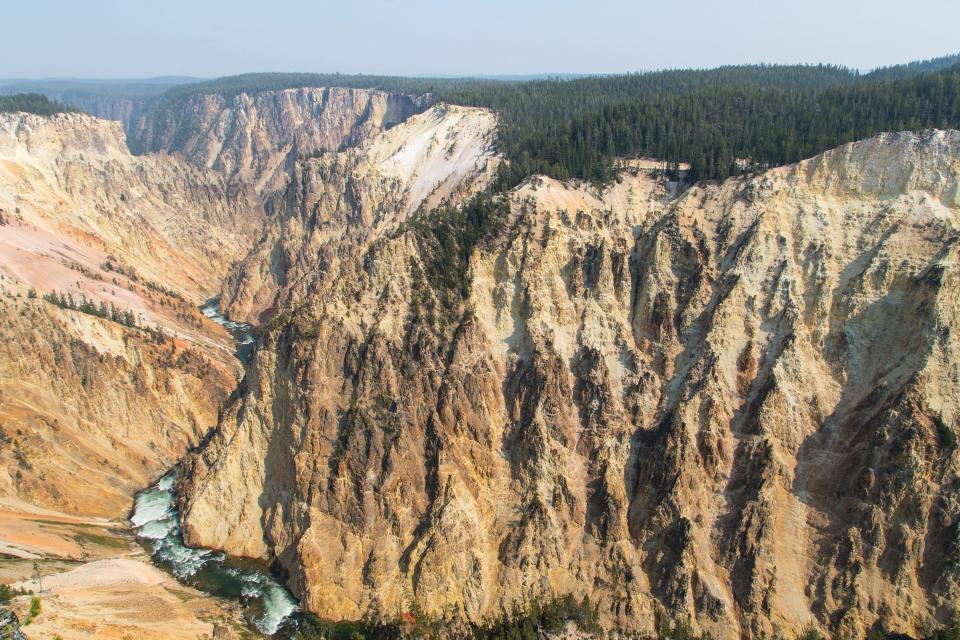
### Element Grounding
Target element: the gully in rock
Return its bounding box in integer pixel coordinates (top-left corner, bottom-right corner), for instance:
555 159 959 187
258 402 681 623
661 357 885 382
131 301 299 637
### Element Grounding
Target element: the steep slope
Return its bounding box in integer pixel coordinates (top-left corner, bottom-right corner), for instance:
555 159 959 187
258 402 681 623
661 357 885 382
0 296 235 517
130 87 430 196
0 111 262 516
0 110 267 640
0 112 261 306
220 103 500 322
180 129 960 639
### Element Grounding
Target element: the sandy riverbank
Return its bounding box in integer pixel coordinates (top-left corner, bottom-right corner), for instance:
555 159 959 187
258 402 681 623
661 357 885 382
0 505 252 639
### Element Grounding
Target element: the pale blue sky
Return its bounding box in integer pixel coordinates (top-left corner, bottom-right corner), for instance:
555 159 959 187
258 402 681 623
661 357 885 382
4 0 958 78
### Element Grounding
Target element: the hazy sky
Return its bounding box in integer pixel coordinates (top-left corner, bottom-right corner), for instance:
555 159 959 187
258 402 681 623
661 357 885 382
4 0 959 78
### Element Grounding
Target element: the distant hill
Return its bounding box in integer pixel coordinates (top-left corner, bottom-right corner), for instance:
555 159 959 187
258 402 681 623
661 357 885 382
0 77 204 99
865 53 960 80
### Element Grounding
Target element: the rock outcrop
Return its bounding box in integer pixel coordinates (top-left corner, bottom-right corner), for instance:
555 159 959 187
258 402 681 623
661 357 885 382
0 79 190 132
180 128 960 639
129 87 430 196
0 112 261 301
0 297 235 517
0 606 27 640
55 93 155 133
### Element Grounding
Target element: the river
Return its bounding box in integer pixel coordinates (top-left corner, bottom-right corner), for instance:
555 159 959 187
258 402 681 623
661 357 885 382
130 300 300 637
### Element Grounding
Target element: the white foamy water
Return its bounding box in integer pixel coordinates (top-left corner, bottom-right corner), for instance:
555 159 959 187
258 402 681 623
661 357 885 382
257 579 299 633
131 303 296 635
130 483 174 527
131 472 299 635
136 516 176 540
201 300 252 335
201 299 256 364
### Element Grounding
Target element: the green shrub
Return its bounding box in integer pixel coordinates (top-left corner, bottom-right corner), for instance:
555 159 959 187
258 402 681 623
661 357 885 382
25 595 41 624
797 625 826 640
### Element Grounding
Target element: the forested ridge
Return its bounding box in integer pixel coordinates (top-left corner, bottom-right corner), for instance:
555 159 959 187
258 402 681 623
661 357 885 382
0 93 78 116
0 77 199 100
9 53 960 184
474 64 960 182
154 56 960 184
864 52 960 80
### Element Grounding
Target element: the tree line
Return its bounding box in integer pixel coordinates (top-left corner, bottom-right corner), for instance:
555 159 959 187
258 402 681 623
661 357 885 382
157 57 960 185
41 290 138 327
0 93 78 116
468 64 960 183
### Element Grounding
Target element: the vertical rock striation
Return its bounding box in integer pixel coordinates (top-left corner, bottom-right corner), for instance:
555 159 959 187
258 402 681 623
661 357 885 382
0 111 261 517
180 127 960 638
129 87 431 197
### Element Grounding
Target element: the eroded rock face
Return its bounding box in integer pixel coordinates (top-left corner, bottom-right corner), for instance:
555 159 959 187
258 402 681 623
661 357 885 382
0 112 261 299
0 606 27 640
220 103 500 322
0 297 236 517
129 87 430 196
180 129 960 638
0 111 261 517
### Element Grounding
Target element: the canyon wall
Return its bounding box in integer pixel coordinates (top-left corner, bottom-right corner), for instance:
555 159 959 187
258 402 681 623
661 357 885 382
129 87 431 196
0 111 262 517
180 127 960 639
219 103 500 322
0 112 261 299
0 296 235 517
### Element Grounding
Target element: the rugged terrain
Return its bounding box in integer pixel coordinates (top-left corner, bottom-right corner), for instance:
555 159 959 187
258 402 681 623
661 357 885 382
0 112 261 304
0 111 266 513
1 83 958 640
220 102 500 322
0 111 264 637
129 87 430 196
180 126 960 639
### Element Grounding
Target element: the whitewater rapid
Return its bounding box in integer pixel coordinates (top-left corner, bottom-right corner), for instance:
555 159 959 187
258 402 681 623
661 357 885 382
132 473 298 635
132 300 298 636
201 299 255 363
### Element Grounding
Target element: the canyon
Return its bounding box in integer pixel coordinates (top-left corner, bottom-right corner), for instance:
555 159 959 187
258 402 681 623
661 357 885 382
0 82 957 640
180 118 960 639
128 86 431 197
0 110 263 638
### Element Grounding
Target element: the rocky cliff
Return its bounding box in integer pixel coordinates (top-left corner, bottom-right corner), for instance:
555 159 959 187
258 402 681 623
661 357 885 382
61 94 155 132
0 79 194 132
180 128 960 639
0 111 262 517
129 87 430 196
0 606 27 640
33 92 153 131
219 103 499 322
0 296 235 517
0 112 261 300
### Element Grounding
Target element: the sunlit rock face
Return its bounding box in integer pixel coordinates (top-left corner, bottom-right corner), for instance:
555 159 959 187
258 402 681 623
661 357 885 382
0 111 267 517
129 86 431 197
180 128 960 639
